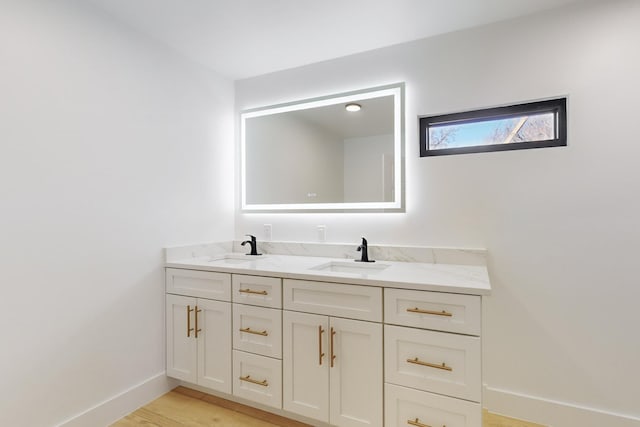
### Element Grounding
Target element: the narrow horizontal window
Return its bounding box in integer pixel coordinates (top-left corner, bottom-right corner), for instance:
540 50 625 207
420 98 566 156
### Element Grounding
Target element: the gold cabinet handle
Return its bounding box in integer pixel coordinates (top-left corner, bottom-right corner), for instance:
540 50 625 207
318 325 325 366
239 375 268 387
194 306 202 338
239 288 268 295
330 327 336 368
406 307 452 317
239 327 268 336
187 305 194 337
408 418 440 427
407 357 452 371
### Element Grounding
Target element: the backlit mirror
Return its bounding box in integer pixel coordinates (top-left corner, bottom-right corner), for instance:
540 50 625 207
240 84 404 212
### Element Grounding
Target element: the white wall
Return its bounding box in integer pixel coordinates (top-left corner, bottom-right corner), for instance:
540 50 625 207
235 0 640 424
0 1 234 426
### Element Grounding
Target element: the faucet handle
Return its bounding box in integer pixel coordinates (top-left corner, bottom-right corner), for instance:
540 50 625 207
242 234 261 256
355 237 374 263
357 237 368 250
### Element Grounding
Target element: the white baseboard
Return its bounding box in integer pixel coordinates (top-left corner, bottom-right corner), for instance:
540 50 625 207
484 385 640 427
56 373 177 427
55 377 640 427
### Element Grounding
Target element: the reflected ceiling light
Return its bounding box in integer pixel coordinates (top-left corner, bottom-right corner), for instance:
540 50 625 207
345 103 362 112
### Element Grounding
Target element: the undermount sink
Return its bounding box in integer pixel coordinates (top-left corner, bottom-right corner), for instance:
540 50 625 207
208 254 264 264
310 260 390 275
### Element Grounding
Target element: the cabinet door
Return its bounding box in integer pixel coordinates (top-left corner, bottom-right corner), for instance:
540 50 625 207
197 298 231 393
233 350 282 409
385 325 481 402
329 318 383 427
282 311 329 423
385 383 481 427
232 274 282 308
384 288 481 336
233 304 282 359
166 294 197 383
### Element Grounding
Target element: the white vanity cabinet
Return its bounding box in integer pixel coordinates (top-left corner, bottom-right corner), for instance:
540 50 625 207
164 260 487 427
383 288 482 427
165 269 232 394
282 279 383 427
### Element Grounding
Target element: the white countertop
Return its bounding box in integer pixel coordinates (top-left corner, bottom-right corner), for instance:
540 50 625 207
166 253 491 295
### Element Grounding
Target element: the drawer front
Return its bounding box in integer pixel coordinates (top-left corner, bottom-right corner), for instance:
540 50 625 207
385 383 481 427
385 325 481 402
233 304 282 359
385 288 480 336
233 350 282 409
232 274 282 308
283 279 382 322
166 268 231 301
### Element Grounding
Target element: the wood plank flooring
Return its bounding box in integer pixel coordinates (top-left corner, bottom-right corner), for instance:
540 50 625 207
111 387 309 427
483 409 546 427
111 386 545 427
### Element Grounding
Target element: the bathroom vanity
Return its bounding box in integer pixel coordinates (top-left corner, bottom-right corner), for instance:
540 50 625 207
164 241 490 427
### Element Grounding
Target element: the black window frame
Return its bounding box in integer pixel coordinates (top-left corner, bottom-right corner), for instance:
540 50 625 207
419 97 567 157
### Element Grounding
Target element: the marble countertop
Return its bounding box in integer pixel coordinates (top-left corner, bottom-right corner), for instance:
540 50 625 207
166 252 491 295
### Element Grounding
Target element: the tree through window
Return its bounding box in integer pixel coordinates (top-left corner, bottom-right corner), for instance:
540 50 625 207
420 98 566 156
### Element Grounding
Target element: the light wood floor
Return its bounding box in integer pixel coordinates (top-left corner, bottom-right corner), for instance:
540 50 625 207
111 386 545 427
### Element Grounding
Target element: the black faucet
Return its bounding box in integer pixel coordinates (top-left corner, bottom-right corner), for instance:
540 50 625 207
241 234 261 256
355 237 375 263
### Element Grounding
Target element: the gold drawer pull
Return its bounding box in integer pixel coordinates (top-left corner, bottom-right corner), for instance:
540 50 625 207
407 357 453 371
408 418 442 427
187 305 194 337
406 307 452 317
330 327 336 367
239 288 268 295
239 375 268 387
318 325 325 365
194 306 202 338
239 327 268 336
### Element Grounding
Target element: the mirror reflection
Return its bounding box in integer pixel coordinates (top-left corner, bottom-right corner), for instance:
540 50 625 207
241 84 403 211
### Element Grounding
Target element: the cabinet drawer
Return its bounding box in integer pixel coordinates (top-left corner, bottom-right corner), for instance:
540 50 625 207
385 383 481 427
166 268 231 301
385 288 480 336
232 275 282 308
233 350 282 409
283 279 382 322
385 325 481 402
233 304 282 359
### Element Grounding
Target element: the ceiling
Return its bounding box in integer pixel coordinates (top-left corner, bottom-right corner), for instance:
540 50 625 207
88 0 588 80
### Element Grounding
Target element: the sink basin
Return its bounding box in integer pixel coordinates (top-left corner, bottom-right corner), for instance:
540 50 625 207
208 254 264 264
310 261 390 275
